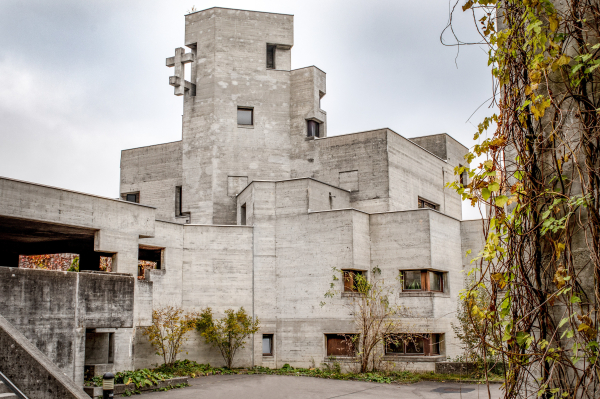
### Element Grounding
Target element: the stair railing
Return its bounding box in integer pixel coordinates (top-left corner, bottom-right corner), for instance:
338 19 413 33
0 371 28 399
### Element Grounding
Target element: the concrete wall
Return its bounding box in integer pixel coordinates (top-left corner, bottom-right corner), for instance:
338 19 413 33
0 267 135 386
387 131 463 219
120 141 184 222
134 223 254 369
369 210 464 359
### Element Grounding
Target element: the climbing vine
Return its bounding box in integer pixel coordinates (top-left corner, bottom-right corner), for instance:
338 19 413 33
445 1 600 398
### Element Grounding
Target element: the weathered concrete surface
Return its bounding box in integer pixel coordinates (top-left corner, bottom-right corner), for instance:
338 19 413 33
0 267 135 386
141 374 502 399
0 313 89 399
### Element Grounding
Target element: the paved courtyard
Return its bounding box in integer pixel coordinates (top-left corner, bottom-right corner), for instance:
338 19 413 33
143 374 503 399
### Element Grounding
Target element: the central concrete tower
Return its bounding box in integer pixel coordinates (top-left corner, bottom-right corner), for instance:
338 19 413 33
170 8 317 225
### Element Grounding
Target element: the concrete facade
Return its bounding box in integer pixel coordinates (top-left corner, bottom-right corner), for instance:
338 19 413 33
0 6 487 391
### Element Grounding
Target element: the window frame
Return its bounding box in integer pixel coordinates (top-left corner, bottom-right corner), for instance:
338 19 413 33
240 203 247 226
401 270 444 293
124 192 140 203
307 120 320 138
266 44 276 69
237 107 254 126
326 334 357 357
175 186 183 216
262 334 274 356
342 269 364 293
418 197 438 210
385 333 442 356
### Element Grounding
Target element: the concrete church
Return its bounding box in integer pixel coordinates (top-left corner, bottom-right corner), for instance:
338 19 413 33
0 7 483 395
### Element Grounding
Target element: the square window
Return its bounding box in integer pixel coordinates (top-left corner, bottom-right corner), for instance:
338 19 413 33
262 334 273 356
402 270 422 290
342 270 364 292
307 120 320 137
266 44 276 69
326 334 356 356
125 193 139 203
238 108 253 125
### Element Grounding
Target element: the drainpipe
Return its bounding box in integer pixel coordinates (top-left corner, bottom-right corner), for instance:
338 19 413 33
251 223 255 368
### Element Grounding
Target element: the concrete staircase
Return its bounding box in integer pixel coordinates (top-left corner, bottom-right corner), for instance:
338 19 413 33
0 379 19 398
0 314 89 399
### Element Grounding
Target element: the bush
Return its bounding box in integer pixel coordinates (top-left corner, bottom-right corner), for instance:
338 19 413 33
195 307 259 368
142 306 199 366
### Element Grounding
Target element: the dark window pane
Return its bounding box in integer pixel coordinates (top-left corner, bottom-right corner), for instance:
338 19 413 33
307 120 319 137
418 198 437 210
175 186 182 216
267 45 276 69
403 271 421 290
429 271 442 291
460 171 468 186
240 204 247 226
406 338 424 354
126 193 138 203
238 108 253 125
431 334 440 355
385 335 404 354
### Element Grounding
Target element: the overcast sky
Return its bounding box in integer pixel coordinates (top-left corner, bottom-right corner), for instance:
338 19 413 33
0 0 491 219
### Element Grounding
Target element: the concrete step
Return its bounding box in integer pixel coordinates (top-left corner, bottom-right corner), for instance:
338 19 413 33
0 393 17 398
0 382 11 394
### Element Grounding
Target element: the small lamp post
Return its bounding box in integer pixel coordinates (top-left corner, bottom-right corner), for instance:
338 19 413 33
102 372 115 399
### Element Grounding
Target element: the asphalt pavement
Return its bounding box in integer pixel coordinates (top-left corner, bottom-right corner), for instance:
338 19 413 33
142 374 503 399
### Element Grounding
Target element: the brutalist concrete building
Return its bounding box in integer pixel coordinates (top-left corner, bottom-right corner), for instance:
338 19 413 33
0 7 484 394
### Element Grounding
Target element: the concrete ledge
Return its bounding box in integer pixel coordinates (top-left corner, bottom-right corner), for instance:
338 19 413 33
398 291 450 298
383 355 446 363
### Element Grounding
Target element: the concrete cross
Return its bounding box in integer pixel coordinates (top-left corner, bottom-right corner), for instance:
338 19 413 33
166 47 196 96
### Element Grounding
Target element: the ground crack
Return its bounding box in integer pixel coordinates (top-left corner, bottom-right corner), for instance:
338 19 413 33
325 386 379 398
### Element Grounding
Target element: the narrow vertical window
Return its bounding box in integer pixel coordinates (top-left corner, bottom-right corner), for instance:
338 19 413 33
307 120 320 137
459 165 468 186
266 44 276 69
262 334 273 356
175 186 182 216
240 203 247 226
238 107 253 126
429 271 443 292
431 334 441 355
107 332 115 364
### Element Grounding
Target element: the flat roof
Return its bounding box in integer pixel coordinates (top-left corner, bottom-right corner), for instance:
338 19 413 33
186 6 293 17
0 176 156 209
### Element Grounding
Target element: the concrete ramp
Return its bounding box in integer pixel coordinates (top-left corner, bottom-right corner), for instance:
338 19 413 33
0 313 89 399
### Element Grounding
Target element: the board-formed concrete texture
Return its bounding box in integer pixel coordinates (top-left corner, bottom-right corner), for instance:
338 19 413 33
0 6 487 391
